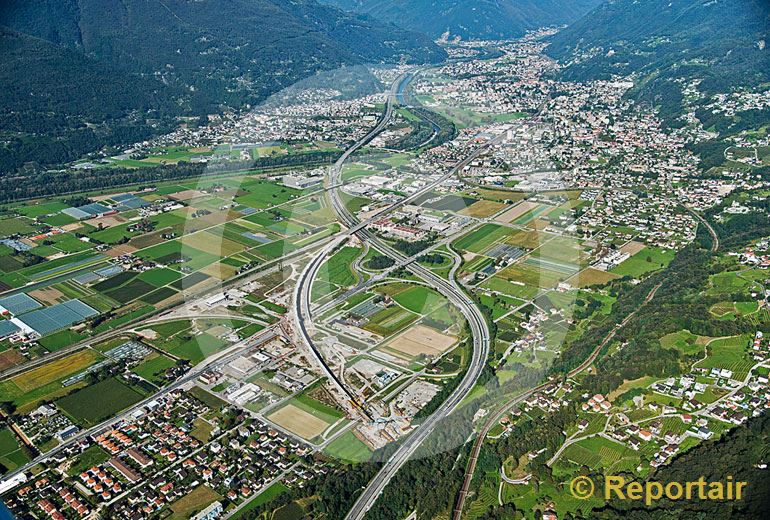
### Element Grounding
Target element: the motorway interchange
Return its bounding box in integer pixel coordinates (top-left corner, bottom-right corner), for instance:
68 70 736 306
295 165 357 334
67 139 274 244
3 37 748 520
293 72 492 519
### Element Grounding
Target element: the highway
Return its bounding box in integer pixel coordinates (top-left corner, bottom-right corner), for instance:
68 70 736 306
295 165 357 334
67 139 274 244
291 73 493 520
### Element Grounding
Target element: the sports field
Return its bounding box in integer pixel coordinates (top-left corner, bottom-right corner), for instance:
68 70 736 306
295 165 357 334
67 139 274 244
386 324 457 359
268 403 330 440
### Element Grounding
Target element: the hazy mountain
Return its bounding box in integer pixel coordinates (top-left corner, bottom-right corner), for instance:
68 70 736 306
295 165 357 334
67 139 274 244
319 0 602 39
547 0 770 112
1 0 444 111
0 0 445 171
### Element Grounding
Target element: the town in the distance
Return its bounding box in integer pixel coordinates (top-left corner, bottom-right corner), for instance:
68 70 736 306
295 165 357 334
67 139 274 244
1 3 769 520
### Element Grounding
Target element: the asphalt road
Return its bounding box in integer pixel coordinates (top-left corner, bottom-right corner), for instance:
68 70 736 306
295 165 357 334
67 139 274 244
451 282 662 519
0 327 278 484
291 73 494 520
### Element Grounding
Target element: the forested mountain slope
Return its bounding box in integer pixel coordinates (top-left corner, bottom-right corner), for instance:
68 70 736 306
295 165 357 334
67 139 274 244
320 0 601 40
0 0 444 172
547 0 770 109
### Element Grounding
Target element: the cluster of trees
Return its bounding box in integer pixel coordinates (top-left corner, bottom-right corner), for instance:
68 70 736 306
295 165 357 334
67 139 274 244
417 253 446 265
591 413 770 519
393 239 433 256
367 255 395 270
388 107 457 151
0 150 341 202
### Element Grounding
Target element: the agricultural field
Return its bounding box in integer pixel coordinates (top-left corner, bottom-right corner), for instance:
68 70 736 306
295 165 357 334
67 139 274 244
56 377 145 426
496 263 565 289
363 305 418 337
458 200 506 218
267 403 332 441
0 350 103 411
506 229 549 250
384 324 457 360
694 334 755 379
454 224 516 254
567 268 619 288
560 436 639 473
480 275 539 300
0 428 30 471
422 194 478 212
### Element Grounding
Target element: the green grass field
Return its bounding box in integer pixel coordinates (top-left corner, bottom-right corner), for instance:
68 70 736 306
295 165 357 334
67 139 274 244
234 180 302 209
392 285 445 315
38 329 88 352
158 332 230 364
232 483 289 519
0 217 40 237
16 201 70 218
67 445 110 476
611 247 676 278
318 247 361 288
659 330 705 356
133 354 176 385
189 386 228 411
0 428 30 471
454 223 515 254
147 320 192 339
137 268 183 287
324 431 372 463
56 377 145 426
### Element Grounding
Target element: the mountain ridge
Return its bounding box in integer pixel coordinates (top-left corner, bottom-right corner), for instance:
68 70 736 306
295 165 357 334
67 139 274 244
546 0 770 114
0 0 445 171
319 0 602 40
